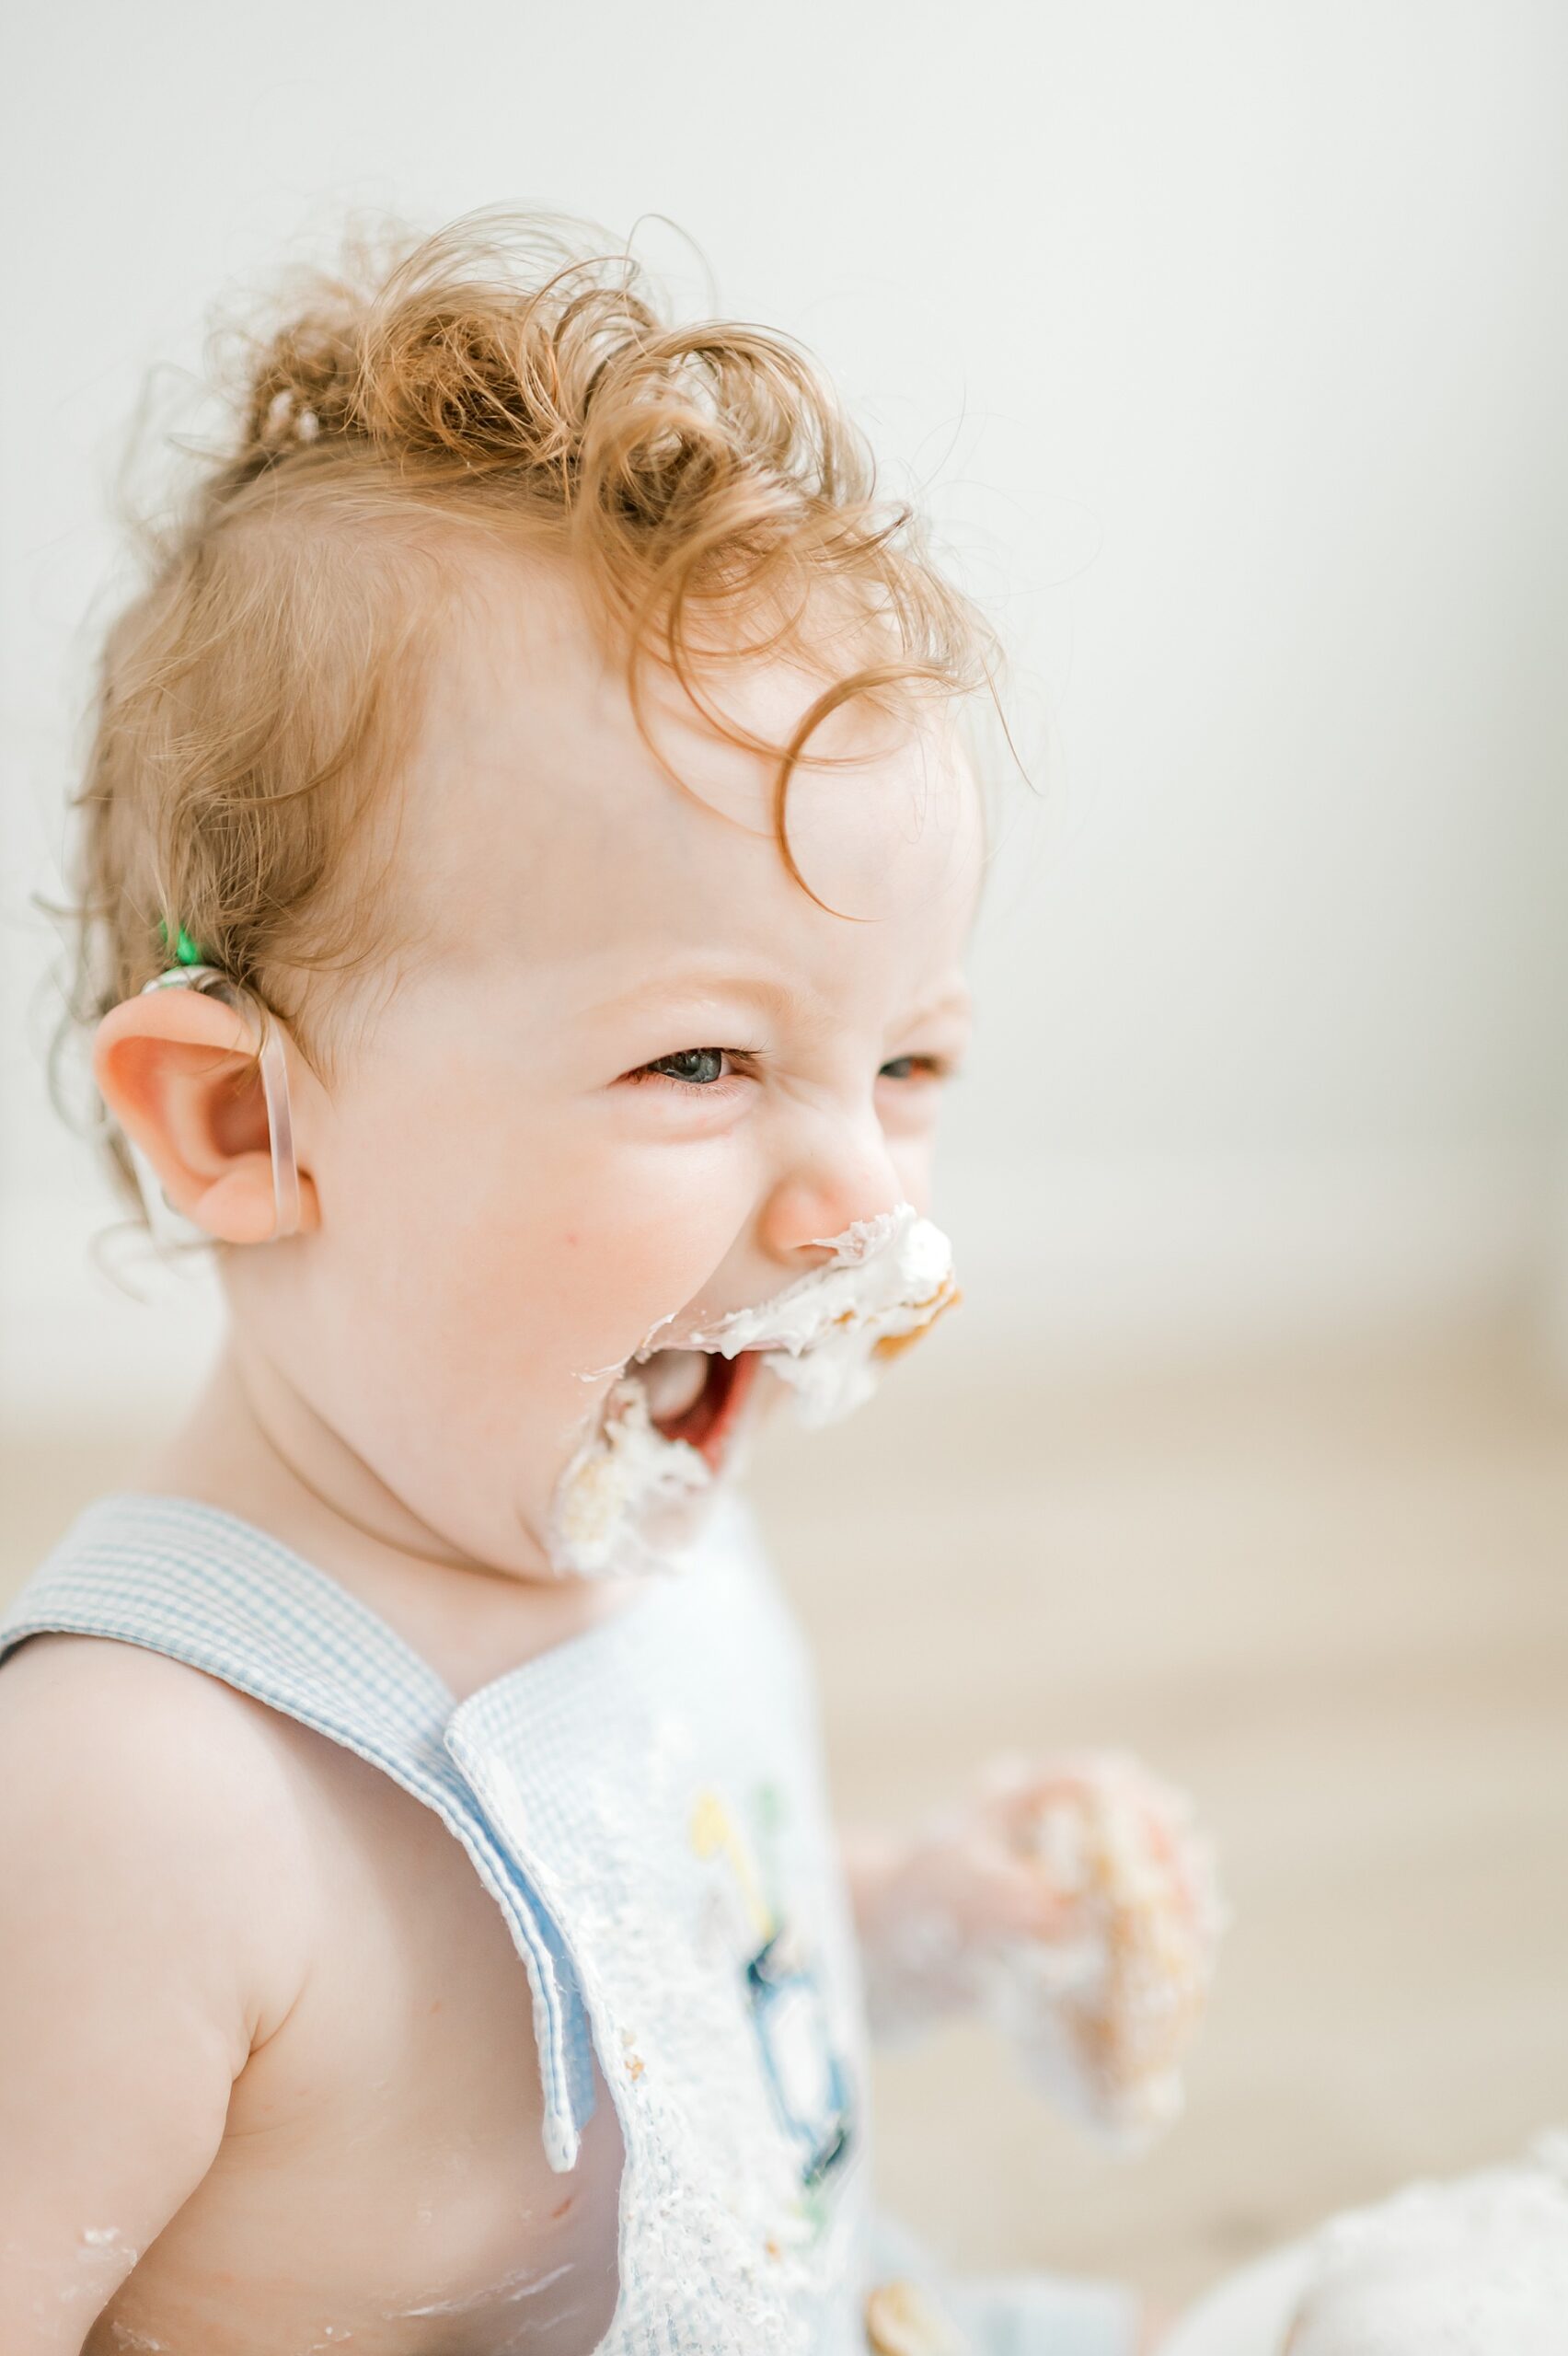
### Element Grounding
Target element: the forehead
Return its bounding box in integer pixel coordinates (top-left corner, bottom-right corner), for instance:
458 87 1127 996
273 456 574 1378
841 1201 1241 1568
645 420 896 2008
394 556 985 1008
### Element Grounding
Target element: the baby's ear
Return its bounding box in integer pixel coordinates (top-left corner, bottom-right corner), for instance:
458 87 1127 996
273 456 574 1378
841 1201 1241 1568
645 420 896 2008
93 990 318 1242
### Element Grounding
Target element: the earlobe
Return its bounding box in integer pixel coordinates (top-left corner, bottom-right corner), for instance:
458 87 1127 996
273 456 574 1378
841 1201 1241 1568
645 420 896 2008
185 1161 296 1246
93 989 318 1243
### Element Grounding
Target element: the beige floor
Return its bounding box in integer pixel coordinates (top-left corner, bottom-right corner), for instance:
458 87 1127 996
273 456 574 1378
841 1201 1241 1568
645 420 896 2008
5 1321 1566 2316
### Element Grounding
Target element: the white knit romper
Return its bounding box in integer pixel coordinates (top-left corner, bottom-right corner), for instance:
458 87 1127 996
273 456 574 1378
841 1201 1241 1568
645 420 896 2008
0 1488 1139 2356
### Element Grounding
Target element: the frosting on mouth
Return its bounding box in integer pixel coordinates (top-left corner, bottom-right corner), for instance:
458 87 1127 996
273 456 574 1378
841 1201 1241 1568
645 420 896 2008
678 1204 959 1428
546 1370 712 1581
546 1203 959 1579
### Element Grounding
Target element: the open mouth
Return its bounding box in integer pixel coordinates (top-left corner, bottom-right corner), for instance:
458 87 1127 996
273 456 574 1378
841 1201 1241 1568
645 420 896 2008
550 1208 959 1580
632 1346 763 1471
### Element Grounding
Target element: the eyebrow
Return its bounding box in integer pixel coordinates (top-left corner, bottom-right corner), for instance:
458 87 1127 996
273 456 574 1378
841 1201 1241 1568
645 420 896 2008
585 968 973 1030
586 968 804 1021
901 985 974 1029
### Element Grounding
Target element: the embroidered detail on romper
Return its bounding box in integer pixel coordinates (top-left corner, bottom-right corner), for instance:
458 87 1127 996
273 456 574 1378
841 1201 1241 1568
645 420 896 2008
691 1785 857 2223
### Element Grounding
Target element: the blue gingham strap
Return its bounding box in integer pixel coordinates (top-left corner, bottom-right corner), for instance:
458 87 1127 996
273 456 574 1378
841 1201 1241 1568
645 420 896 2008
0 1491 593 2169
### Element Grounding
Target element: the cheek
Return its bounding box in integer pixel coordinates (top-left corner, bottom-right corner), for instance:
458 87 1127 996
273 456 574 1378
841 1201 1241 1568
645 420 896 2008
322 1079 749 1380
287 1055 759 1555
529 1135 755 1359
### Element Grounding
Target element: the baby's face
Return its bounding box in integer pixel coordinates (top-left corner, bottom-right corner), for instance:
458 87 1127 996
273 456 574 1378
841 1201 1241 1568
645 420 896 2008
252 560 982 1576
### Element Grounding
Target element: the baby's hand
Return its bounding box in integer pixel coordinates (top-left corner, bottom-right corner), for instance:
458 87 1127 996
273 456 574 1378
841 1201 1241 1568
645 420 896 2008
850 1750 1225 2147
876 1762 1095 1947
846 1765 1086 2039
977 1750 1225 2147
852 1752 1205 1976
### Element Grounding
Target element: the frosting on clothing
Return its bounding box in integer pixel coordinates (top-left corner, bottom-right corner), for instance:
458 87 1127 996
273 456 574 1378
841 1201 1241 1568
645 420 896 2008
0 1474 1145 2356
0 1490 870 2352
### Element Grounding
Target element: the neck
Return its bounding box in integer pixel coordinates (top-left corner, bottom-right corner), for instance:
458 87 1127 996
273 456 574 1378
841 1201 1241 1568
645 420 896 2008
138 1332 639 1697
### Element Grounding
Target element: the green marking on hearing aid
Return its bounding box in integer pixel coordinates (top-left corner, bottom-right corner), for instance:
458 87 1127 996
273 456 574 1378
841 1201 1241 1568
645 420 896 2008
156 918 205 967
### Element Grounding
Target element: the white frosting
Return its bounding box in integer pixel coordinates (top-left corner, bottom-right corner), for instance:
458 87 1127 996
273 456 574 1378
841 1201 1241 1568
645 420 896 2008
547 1203 958 1578
680 1205 959 1428
1286 2138 1568 2354
546 1374 712 1579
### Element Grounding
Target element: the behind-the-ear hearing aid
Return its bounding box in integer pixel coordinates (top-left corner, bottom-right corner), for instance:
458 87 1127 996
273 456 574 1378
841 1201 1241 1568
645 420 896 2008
135 926 302 1242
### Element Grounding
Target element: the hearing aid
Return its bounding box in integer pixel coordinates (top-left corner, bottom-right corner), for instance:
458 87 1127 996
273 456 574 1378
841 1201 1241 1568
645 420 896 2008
138 936 301 1242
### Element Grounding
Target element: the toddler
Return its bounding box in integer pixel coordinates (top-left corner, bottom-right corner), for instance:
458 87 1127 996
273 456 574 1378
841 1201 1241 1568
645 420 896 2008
0 216 1218 2356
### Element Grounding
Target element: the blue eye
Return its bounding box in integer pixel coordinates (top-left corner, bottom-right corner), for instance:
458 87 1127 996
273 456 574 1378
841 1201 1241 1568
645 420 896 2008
648 1049 728 1086
625 1047 952 1098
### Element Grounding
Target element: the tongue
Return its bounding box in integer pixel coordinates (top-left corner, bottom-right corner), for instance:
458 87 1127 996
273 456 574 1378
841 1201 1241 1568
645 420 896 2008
637 1349 710 1432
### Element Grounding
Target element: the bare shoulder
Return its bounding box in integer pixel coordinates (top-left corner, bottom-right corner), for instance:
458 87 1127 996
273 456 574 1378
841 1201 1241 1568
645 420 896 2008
0 1632 317 2033
0 1634 343 2347
0 1627 313 1819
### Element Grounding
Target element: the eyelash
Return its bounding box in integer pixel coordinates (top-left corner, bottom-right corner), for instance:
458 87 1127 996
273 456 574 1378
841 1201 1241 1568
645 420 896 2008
626 1049 957 1098
623 1048 762 1098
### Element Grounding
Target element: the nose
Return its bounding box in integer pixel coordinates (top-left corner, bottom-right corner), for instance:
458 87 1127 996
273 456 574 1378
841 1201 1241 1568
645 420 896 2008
756 1103 906 1267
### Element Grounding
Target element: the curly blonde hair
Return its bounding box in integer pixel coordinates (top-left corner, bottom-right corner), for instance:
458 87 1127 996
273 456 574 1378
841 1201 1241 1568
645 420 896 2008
65 211 997 1216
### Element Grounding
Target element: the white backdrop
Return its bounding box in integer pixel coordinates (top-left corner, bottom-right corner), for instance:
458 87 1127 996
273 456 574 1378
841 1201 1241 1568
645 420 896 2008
3 0 1564 1424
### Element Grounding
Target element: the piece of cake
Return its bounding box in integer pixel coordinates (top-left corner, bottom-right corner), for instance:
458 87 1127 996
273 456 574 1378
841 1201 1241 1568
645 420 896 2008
974 1754 1226 2149
1283 2134 1568 2353
863 2277 966 2356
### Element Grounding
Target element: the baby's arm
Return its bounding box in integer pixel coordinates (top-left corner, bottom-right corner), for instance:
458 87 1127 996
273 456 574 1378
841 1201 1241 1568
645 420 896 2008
843 1763 1099 2037
0 1636 312 2354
